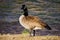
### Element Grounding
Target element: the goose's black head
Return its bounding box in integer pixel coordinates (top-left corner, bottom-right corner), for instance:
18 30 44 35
21 4 28 16
21 4 26 10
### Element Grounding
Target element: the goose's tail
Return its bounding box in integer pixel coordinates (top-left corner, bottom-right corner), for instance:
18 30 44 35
45 24 52 30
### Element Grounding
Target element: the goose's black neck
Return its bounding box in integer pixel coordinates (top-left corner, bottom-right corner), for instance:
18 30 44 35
23 7 28 16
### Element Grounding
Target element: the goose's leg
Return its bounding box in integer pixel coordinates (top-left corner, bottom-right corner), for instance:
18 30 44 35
29 28 35 36
30 31 32 36
29 30 32 36
33 30 35 36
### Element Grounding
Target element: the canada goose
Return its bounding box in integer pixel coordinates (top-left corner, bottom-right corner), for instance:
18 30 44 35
19 4 51 36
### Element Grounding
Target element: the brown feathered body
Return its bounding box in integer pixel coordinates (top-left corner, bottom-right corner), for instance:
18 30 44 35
19 15 47 30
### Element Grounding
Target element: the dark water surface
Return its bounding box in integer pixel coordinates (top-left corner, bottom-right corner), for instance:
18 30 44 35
0 0 60 35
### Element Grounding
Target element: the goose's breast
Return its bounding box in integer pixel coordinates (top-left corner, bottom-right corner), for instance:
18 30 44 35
20 21 30 29
19 15 30 29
